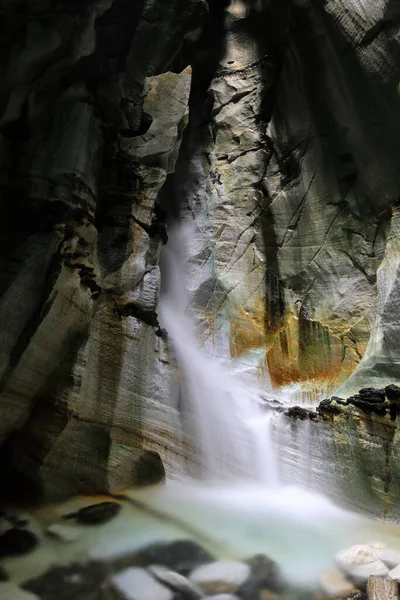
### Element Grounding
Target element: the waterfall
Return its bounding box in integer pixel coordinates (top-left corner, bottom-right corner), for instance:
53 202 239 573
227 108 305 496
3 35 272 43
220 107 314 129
160 224 279 485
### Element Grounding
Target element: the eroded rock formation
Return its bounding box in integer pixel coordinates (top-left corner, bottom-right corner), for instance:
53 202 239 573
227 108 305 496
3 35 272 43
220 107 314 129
173 0 400 399
0 0 207 500
0 0 400 500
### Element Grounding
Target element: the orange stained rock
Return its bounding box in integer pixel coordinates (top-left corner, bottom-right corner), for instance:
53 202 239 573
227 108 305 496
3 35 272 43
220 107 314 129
229 299 266 359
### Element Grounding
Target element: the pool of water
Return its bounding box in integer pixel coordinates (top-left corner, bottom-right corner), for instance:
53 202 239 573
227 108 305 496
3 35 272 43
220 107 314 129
4 481 400 590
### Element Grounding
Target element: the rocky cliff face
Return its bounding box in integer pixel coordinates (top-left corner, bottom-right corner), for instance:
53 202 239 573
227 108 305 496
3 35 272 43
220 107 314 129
0 0 400 501
0 0 208 501
173 0 400 400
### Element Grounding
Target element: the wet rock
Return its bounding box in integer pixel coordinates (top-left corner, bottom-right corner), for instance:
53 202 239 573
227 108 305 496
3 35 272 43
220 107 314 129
64 501 121 525
319 569 357 597
286 406 309 420
189 561 251 595
335 545 389 584
385 385 400 403
367 575 399 599
358 388 386 403
238 554 283 599
102 568 173 600
318 399 341 416
23 561 110 600
347 390 387 416
0 527 38 558
46 523 82 543
133 451 166 486
149 565 204 599
338 593 367 600
124 540 216 576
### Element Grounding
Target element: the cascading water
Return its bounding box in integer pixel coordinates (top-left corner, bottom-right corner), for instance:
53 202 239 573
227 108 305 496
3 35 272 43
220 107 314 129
160 223 278 485
154 221 400 588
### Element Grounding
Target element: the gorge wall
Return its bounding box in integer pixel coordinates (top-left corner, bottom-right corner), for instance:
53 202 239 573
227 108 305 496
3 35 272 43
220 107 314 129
0 0 400 502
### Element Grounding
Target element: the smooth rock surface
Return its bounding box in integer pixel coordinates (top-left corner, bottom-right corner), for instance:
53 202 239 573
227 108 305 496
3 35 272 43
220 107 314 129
102 568 173 600
189 561 251 595
149 565 204 599
336 545 389 583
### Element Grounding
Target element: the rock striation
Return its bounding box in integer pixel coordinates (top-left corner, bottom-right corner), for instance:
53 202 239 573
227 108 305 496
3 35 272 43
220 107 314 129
281 385 400 519
0 0 400 500
0 0 207 501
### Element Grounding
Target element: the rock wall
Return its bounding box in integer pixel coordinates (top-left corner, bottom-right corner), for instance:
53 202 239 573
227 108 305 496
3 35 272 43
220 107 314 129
0 0 208 501
278 388 400 521
0 0 400 501
172 0 400 400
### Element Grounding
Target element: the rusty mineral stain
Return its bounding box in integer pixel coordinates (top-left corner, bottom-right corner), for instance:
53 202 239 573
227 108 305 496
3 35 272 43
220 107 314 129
229 299 266 359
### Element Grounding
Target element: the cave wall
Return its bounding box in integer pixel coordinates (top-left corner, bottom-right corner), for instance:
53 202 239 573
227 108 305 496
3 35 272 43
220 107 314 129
0 0 400 500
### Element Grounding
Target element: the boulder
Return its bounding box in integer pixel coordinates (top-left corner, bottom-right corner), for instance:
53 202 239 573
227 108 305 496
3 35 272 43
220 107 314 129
385 385 400 403
189 561 251 595
0 528 38 559
101 568 173 600
64 502 121 525
374 549 400 570
335 545 389 584
238 554 283 598
132 451 165 486
319 569 358 597
367 575 399 599
149 565 203 599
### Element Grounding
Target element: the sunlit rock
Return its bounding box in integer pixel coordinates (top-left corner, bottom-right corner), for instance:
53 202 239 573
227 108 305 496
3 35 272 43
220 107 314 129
149 565 204 600
189 561 251 595
101 568 173 600
335 545 389 584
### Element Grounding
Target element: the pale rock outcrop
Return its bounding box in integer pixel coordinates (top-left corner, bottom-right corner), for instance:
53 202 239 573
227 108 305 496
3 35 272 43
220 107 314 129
277 403 400 520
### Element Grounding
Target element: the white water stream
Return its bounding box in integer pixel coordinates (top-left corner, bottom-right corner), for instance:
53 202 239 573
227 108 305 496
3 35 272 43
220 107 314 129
160 225 278 484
